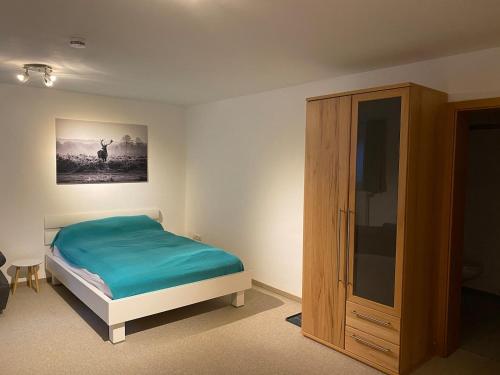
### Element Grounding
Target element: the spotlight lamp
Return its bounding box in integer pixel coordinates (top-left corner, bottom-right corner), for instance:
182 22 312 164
16 68 30 83
16 64 57 87
43 73 54 87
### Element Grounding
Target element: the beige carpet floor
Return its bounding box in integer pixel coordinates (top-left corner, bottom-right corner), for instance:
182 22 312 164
0 281 499 375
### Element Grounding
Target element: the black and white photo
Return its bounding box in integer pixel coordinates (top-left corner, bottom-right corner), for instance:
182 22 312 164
56 119 148 184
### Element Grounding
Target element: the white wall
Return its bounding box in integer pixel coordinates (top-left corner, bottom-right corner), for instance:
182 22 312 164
5 46 500 296
185 46 500 298
0 83 186 281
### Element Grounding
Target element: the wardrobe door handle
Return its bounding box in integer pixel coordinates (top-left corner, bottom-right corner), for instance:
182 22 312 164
346 209 352 286
337 209 343 283
351 334 391 353
352 311 391 327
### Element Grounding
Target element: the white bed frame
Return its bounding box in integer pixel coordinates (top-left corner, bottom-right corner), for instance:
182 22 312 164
44 209 251 344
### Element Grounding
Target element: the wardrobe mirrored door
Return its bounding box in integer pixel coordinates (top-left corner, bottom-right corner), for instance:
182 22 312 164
346 88 408 316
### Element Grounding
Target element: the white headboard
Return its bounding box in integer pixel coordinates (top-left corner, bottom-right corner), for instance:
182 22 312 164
44 208 161 246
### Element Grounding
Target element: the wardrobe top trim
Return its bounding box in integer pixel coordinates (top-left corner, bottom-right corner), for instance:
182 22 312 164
306 82 446 102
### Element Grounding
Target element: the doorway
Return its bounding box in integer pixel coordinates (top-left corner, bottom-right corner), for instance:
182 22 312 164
439 99 500 360
459 109 500 360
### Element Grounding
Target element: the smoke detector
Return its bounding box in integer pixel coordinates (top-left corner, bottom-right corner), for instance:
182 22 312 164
69 37 86 49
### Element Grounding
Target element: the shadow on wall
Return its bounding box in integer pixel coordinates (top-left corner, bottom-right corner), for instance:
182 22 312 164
6 266 29 280
51 284 284 341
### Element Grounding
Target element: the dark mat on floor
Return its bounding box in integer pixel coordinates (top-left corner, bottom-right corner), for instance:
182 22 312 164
286 312 302 327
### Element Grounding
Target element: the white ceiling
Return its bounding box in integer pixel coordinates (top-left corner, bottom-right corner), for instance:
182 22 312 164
2 0 500 105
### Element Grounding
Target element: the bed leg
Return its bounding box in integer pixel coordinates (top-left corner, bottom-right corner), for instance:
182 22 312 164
231 291 245 307
51 275 61 286
109 322 126 344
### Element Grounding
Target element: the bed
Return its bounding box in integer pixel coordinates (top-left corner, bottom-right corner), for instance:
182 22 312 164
44 208 251 343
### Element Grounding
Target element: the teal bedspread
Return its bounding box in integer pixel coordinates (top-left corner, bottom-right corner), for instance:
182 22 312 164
51 215 244 299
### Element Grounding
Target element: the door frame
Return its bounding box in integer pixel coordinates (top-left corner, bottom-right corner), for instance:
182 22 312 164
436 96 500 356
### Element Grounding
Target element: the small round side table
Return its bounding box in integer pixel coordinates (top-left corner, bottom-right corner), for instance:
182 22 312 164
11 257 44 294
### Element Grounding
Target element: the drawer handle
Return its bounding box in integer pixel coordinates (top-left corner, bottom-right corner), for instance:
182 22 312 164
352 311 391 327
351 334 391 353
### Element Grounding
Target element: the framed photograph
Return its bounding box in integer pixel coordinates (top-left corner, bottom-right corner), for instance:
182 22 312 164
56 119 148 184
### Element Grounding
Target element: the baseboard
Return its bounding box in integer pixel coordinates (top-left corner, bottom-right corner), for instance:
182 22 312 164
252 279 301 303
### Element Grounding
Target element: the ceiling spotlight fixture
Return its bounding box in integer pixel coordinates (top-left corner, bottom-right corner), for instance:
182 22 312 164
16 64 57 87
43 74 54 87
16 68 30 83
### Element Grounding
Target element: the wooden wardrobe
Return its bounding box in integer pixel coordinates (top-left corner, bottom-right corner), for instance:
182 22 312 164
302 83 447 375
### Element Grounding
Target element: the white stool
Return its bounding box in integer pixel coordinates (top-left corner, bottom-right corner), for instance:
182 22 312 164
11 257 44 294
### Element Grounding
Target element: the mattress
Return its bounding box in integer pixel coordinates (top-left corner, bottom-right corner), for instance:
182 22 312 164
52 215 244 299
53 246 113 298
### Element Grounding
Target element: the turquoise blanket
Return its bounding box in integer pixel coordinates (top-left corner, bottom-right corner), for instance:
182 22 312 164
51 216 244 299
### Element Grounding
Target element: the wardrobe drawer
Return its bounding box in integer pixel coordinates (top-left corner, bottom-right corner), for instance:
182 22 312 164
345 326 400 373
346 302 400 345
